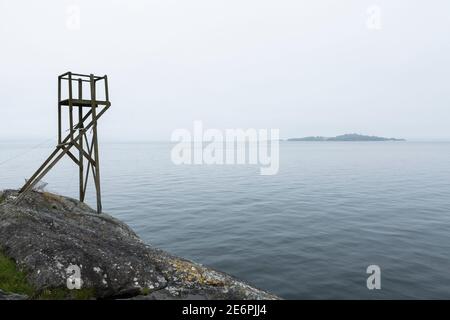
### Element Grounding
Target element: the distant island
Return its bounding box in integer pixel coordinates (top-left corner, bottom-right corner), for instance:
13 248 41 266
287 133 405 142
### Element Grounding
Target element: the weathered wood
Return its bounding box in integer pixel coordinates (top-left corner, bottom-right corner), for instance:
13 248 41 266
104 75 109 101
18 146 74 199
66 150 80 166
90 74 102 213
60 99 110 107
19 102 108 195
58 76 62 144
78 79 84 202
72 141 96 166
68 73 74 142
18 72 111 214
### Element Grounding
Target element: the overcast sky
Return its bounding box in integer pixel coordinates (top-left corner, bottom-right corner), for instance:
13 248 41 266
1 0 449 141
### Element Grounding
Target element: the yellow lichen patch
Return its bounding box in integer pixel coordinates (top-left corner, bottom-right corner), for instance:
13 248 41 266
169 259 225 287
42 192 63 203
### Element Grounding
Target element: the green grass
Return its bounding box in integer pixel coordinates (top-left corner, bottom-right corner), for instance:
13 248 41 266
0 252 34 296
0 252 96 299
37 287 96 300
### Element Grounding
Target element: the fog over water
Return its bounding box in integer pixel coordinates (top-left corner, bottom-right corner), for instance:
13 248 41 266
1 1 450 141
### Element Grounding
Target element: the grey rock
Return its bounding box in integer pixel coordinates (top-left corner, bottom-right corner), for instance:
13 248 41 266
0 190 279 300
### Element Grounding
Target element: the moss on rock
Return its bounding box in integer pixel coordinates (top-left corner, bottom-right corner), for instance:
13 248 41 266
0 251 96 300
0 252 34 297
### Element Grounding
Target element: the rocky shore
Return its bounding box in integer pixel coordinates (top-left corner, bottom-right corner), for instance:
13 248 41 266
0 190 278 300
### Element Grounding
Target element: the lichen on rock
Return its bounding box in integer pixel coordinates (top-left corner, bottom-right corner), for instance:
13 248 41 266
0 190 279 300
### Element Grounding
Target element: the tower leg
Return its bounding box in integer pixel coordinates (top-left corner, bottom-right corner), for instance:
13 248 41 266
90 74 102 213
92 129 102 213
78 79 85 202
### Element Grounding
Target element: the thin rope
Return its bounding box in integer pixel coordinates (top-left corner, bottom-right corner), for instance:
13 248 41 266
0 126 80 167
0 138 54 167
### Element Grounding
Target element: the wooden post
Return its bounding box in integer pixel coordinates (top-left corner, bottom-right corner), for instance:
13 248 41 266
58 76 62 145
90 74 102 213
68 73 74 142
78 78 84 202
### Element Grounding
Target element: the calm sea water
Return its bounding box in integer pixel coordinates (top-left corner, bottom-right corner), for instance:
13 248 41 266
1 140 450 299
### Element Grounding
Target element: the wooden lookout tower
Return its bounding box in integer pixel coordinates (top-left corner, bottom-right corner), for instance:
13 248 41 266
18 72 111 213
